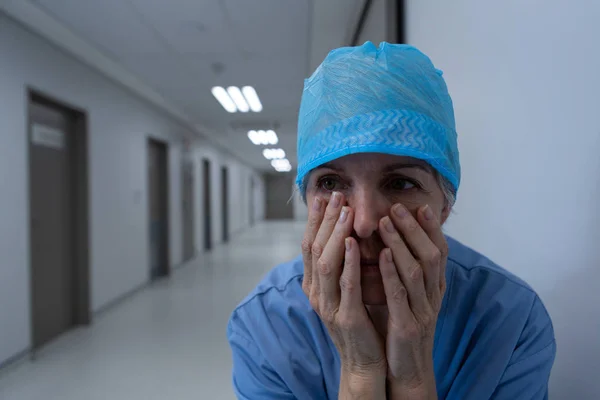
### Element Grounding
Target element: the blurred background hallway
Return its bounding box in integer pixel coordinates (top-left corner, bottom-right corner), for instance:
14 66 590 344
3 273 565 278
0 221 304 400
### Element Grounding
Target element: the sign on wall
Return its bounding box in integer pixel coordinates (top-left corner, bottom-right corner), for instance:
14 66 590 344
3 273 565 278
31 124 65 150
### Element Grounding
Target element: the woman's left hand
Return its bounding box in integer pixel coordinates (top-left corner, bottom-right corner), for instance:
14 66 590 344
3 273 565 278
378 203 448 399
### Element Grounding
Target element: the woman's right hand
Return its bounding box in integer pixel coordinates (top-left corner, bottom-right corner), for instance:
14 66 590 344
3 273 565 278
301 192 387 395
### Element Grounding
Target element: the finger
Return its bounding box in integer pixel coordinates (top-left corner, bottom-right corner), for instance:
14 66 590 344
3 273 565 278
311 192 344 302
339 237 364 313
390 204 440 303
301 197 325 295
417 204 449 293
318 206 354 315
379 248 414 324
379 216 429 314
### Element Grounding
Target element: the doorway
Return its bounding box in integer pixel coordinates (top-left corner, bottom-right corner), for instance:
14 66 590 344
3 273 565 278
221 166 229 243
181 156 195 261
265 173 295 220
249 177 255 227
202 159 212 251
148 139 170 279
28 91 90 350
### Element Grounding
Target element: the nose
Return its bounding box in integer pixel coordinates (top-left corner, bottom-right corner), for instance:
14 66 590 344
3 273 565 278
348 188 388 239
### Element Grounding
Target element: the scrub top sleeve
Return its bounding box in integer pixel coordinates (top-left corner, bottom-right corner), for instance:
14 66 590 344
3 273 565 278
491 296 557 400
228 313 296 400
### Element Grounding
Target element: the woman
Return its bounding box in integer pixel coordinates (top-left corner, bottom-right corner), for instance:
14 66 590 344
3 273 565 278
227 42 555 399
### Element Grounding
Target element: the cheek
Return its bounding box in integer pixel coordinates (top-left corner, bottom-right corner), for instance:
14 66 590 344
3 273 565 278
394 195 422 209
390 191 430 208
391 191 446 217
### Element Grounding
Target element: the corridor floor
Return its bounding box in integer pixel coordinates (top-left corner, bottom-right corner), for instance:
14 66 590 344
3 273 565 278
0 221 305 400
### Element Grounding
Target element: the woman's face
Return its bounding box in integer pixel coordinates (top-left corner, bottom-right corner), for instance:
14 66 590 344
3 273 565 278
304 153 451 305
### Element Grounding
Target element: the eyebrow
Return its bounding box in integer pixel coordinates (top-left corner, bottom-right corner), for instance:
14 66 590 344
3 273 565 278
315 162 432 174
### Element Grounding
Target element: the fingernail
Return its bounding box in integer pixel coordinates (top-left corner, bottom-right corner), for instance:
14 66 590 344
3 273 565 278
345 237 351 252
384 248 392 262
313 197 321 212
384 217 395 233
338 207 349 224
331 192 341 208
423 204 434 221
393 204 409 218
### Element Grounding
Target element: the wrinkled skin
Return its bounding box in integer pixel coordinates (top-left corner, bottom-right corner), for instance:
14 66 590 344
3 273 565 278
301 153 451 397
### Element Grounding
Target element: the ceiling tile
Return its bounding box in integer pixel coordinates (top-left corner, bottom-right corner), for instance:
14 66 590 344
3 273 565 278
223 0 310 56
119 55 203 94
129 0 238 56
34 0 167 56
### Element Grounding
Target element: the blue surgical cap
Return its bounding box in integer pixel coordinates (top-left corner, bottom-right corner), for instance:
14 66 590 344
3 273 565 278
296 42 460 195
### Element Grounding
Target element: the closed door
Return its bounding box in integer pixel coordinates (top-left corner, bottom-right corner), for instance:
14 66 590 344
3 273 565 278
29 101 76 348
202 159 212 251
221 166 229 242
182 158 195 261
265 173 294 220
249 177 255 226
148 139 169 279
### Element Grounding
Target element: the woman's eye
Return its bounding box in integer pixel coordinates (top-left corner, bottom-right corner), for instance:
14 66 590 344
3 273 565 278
318 177 338 191
388 178 415 191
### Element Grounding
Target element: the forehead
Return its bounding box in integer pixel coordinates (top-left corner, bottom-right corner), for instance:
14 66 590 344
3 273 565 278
313 153 432 174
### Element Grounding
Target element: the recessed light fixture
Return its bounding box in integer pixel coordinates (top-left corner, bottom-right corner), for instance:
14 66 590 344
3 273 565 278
248 130 259 145
226 86 249 113
242 86 263 112
265 130 278 145
212 86 262 113
271 158 292 172
211 86 237 113
263 148 286 160
248 130 278 145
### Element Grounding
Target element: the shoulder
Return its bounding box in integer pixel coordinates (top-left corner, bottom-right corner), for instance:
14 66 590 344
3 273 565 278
228 255 310 339
443 236 555 361
227 255 318 343
227 256 334 397
234 255 305 312
445 235 552 319
227 256 331 387
446 235 535 291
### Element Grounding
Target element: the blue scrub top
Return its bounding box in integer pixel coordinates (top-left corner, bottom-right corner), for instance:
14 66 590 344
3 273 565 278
227 236 556 399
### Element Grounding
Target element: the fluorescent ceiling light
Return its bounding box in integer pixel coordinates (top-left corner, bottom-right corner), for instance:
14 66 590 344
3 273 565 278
248 130 279 146
227 86 249 112
248 130 259 145
213 86 262 113
266 130 278 145
242 86 263 112
211 86 237 113
263 148 286 160
257 130 268 145
271 158 292 172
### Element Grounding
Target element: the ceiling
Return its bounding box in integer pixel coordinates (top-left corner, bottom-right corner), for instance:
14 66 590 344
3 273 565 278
16 0 366 171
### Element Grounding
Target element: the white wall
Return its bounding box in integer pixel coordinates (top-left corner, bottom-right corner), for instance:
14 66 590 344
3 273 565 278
407 1 600 397
253 174 266 223
228 161 247 235
0 14 264 367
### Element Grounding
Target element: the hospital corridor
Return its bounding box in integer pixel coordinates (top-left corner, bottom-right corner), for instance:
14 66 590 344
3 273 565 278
0 222 305 400
1 0 600 399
